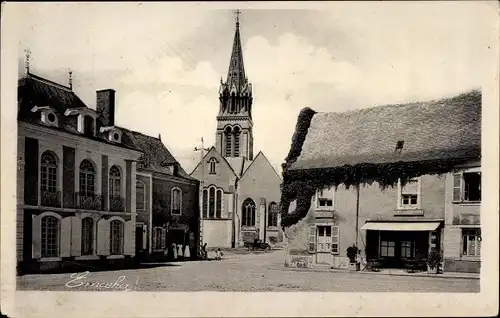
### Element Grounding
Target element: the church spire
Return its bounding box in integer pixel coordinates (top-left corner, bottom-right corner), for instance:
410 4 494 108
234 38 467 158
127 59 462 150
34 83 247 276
226 9 246 91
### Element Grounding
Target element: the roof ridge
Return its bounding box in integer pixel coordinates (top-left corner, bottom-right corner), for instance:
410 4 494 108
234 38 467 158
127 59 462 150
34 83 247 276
27 72 72 91
316 89 481 117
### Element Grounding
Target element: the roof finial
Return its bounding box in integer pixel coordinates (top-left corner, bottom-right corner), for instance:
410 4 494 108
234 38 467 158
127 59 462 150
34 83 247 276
158 133 162 141
24 48 31 75
235 9 241 28
68 69 73 90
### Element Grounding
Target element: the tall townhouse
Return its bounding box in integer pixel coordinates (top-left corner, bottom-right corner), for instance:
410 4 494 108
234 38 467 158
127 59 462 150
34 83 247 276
17 71 143 274
119 128 200 261
280 90 481 273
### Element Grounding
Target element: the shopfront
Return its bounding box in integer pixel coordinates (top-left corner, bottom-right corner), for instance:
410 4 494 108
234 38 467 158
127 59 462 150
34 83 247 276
362 221 442 270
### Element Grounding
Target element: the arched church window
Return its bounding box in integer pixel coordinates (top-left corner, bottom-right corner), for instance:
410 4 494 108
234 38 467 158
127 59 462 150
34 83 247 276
225 126 232 157
233 126 241 157
242 198 256 227
209 158 217 174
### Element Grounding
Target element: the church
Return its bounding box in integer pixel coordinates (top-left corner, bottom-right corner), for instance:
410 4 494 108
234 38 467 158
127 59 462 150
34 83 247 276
190 14 282 249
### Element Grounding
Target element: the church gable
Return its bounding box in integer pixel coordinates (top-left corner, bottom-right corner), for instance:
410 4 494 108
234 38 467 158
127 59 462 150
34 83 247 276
190 147 238 192
239 151 282 204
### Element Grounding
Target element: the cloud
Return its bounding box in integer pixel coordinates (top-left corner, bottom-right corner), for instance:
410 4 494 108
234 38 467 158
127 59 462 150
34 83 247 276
245 33 360 91
15 3 491 176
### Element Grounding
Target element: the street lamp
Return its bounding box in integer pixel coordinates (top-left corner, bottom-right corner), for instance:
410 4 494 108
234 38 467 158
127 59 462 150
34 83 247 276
194 137 210 257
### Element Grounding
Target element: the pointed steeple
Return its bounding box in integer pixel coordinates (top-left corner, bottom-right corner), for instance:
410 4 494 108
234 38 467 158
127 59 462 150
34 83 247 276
226 9 246 92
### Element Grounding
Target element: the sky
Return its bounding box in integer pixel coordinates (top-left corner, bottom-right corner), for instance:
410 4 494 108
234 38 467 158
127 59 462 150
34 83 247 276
14 2 495 174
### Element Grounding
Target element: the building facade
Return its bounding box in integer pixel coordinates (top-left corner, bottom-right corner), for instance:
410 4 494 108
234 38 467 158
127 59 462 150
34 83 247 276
281 90 481 273
17 71 143 274
190 16 282 249
121 128 200 261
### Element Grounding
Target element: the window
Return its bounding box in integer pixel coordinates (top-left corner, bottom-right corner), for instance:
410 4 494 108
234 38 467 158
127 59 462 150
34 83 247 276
242 198 255 227
268 202 279 227
81 217 93 255
84 115 94 136
47 112 56 123
216 189 222 218
40 151 58 197
110 220 124 255
209 187 215 218
380 241 395 257
136 180 146 212
453 171 481 202
202 186 224 219
41 215 60 258
225 127 232 157
208 158 217 174
171 188 182 215
233 127 241 157
399 177 420 209
202 189 208 218
462 229 481 256
79 160 96 195
400 241 413 258
109 166 121 198
316 187 334 210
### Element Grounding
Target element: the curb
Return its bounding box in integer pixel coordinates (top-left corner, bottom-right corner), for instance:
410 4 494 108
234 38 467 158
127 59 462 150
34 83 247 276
273 266 480 280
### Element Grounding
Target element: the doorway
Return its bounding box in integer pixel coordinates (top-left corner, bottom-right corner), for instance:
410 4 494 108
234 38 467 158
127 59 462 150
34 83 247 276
316 225 332 265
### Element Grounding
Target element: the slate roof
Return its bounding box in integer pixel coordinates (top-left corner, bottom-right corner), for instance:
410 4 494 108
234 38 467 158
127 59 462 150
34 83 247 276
120 128 195 180
18 72 195 181
18 73 87 118
288 90 481 171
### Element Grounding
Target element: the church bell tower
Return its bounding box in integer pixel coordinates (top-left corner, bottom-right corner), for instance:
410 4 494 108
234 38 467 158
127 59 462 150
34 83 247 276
215 10 254 160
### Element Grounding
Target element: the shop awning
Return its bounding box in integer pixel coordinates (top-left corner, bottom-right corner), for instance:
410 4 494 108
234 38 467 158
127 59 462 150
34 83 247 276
361 222 440 231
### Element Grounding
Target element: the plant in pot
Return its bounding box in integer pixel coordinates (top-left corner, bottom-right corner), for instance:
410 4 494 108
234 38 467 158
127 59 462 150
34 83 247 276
427 247 442 274
346 244 361 271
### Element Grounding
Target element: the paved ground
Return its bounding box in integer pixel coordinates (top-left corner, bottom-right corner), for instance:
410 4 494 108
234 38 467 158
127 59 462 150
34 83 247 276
17 250 480 292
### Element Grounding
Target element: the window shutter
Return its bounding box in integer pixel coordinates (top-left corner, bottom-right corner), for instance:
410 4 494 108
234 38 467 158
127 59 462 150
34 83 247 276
453 173 462 202
60 217 72 257
97 218 110 256
32 214 41 259
124 220 134 256
161 228 167 249
308 225 316 253
331 225 339 254
70 216 82 256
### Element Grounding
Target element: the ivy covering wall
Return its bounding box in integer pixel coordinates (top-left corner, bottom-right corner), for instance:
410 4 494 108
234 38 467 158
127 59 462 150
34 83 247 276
279 107 480 229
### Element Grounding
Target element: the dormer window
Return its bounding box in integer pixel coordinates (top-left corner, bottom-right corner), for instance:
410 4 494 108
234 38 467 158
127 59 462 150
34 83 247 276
99 126 122 143
31 106 59 127
84 115 95 137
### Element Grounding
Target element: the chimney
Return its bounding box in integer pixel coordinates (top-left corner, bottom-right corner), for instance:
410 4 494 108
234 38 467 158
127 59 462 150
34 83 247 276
96 89 116 127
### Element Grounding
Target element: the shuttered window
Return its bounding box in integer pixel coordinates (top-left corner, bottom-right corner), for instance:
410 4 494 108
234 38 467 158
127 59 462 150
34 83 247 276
81 217 93 255
110 220 124 255
41 216 60 258
453 173 462 202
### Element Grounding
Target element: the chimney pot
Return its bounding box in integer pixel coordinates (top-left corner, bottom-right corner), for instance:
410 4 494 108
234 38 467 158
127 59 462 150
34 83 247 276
96 89 116 127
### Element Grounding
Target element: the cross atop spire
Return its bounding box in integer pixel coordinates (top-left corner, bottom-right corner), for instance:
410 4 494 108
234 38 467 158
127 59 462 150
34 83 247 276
24 48 31 74
235 9 241 28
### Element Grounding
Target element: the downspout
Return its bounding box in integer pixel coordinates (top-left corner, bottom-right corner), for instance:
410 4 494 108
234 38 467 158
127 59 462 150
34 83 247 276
263 203 267 243
355 184 360 250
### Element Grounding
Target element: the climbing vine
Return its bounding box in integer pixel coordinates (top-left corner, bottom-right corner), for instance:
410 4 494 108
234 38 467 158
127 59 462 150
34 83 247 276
279 107 480 228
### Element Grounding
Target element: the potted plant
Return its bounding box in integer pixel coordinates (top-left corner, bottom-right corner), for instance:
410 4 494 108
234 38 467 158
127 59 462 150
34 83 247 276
346 244 361 271
427 247 442 274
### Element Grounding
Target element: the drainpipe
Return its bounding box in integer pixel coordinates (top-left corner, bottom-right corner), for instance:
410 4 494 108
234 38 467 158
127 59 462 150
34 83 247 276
355 184 360 250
